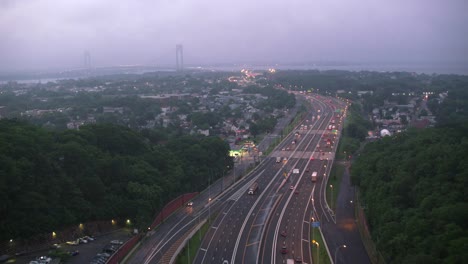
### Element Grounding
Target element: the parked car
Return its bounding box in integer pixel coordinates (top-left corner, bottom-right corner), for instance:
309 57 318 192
50 243 61 249
68 250 79 256
66 240 79 246
110 240 123 245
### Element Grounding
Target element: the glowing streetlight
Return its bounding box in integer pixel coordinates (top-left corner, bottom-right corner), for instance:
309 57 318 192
111 219 116 225
330 185 334 209
334 244 347 264
52 232 57 239
126 219 131 225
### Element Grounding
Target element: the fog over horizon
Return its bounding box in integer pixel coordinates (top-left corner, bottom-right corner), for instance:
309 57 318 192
1 0 467 72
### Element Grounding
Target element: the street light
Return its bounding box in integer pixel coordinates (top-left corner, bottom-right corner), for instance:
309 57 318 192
334 244 347 264
330 185 334 210
312 240 320 264
311 217 315 242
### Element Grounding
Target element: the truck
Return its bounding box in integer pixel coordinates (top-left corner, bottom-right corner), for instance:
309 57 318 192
248 182 259 195
311 171 318 182
276 157 282 163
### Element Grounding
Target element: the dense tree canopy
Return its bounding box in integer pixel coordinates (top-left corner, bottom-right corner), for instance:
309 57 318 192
351 125 468 263
0 119 232 241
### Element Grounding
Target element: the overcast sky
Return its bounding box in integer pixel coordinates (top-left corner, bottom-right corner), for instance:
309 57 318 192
1 0 467 71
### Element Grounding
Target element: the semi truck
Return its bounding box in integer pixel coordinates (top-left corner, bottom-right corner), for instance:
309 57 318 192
248 182 259 195
311 171 318 182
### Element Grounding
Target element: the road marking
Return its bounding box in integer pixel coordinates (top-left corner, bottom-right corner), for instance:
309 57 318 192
200 248 207 251
302 239 309 242
246 241 260 247
211 226 218 229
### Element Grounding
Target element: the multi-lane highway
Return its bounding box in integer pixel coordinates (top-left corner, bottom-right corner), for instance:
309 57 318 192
127 93 370 264
192 94 347 264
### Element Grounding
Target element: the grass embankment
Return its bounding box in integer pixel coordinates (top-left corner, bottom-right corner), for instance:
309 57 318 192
175 213 219 264
326 163 345 210
311 228 332 264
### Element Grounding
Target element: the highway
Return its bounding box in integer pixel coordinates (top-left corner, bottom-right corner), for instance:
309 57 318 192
259 95 336 264
127 93 370 264
193 94 338 264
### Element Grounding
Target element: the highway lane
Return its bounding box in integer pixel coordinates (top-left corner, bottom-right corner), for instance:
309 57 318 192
194 97 326 264
258 95 334 264
198 94 369 264
240 114 328 264
233 101 329 264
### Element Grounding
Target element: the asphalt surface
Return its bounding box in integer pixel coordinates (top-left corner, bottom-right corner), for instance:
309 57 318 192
13 229 132 264
127 93 371 264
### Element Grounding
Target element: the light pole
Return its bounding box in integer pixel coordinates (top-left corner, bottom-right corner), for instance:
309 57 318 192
311 217 315 242
334 244 346 264
187 237 190 264
330 184 334 210
209 175 211 223
312 240 320 264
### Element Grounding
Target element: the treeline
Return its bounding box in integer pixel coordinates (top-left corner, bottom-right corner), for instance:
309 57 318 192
339 103 372 156
351 125 468 263
427 75 468 126
0 119 232 241
244 85 296 110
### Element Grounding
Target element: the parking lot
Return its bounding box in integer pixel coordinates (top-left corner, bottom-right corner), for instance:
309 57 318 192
13 228 132 264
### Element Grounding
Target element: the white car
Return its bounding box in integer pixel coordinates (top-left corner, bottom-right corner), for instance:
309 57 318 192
187 201 193 206
110 240 123 245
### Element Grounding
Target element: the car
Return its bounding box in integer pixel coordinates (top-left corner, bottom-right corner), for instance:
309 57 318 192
281 245 288 254
305 167 309 172
280 230 287 237
50 243 61 249
187 201 193 206
295 256 303 263
66 240 79 246
110 240 123 245
36 256 52 264
82 236 96 242
295 189 299 194
310 157 315 161
69 250 79 256
289 186 294 190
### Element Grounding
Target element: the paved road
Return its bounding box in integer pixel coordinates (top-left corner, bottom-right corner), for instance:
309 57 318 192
128 93 371 264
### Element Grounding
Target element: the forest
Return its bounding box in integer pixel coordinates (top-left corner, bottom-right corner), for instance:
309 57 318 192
351 124 468 263
0 119 232 241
